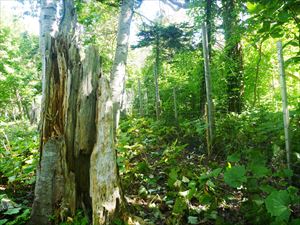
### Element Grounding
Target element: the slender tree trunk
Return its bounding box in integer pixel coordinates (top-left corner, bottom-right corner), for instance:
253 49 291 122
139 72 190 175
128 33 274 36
138 78 144 116
145 89 149 116
277 41 291 171
222 0 244 113
173 87 178 123
202 23 215 156
29 1 123 224
253 42 263 107
15 90 24 119
110 0 135 133
200 0 215 115
154 33 161 120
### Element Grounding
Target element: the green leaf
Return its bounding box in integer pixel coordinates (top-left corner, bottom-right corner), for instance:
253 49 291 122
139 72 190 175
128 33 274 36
168 168 179 187
285 56 300 67
265 190 291 221
260 184 276 194
246 2 258 13
250 164 270 178
0 219 8 225
172 197 187 215
188 216 198 224
199 168 222 181
224 165 247 188
278 10 290 22
8 175 16 183
227 152 240 162
261 21 270 32
3 207 21 215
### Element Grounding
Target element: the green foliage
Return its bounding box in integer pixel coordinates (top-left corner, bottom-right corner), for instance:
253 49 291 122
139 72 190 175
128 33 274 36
0 25 40 117
224 165 247 188
0 121 38 186
265 190 291 222
0 194 31 225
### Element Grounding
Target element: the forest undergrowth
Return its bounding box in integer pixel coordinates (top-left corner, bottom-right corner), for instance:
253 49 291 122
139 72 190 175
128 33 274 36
116 110 300 225
0 108 300 225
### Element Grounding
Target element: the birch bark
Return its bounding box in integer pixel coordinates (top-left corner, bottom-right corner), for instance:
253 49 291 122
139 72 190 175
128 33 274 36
110 0 135 133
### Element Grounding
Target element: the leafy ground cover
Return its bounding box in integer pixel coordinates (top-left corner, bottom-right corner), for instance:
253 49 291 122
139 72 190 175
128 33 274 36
117 112 300 225
0 108 299 225
0 121 38 225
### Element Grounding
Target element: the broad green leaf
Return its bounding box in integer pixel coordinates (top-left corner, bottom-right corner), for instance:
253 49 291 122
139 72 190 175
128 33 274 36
265 190 291 221
250 164 270 178
3 207 21 215
278 10 290 22
188 216 198 224
224 165 247 188
0 219 8 225
260 185 276 194
210 168 222 177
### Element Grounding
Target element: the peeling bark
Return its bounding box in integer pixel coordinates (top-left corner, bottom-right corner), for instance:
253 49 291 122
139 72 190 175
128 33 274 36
30 0 123 224
90 78 122 224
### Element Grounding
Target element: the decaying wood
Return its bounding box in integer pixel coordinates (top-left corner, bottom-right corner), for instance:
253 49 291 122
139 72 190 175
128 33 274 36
30 0 123 224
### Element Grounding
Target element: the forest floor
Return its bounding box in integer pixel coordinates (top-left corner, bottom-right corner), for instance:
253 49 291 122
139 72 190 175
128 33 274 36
117 117 243 225
1 114 300 225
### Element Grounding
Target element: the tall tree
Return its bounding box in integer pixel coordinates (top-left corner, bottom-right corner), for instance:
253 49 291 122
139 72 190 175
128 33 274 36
200 0 216 115
110 0 135 132
134 23 192 119
222 0 244 113
29 0 123 224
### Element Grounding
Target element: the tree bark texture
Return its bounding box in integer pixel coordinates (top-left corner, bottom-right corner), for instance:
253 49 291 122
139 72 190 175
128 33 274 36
29 0 123 224
110 0 135 133
222 0 244 113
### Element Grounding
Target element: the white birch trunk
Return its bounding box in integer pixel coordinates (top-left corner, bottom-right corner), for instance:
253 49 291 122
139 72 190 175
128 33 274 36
276 41 291 171
110 0 135 132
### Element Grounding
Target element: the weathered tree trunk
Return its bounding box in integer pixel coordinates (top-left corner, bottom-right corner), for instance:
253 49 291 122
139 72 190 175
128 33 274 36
29 0 123 224
110 0 135 133
222 0 244 113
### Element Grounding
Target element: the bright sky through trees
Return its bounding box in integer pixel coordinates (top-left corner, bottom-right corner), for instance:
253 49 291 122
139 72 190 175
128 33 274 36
0 0 188 39
0 0 39 34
